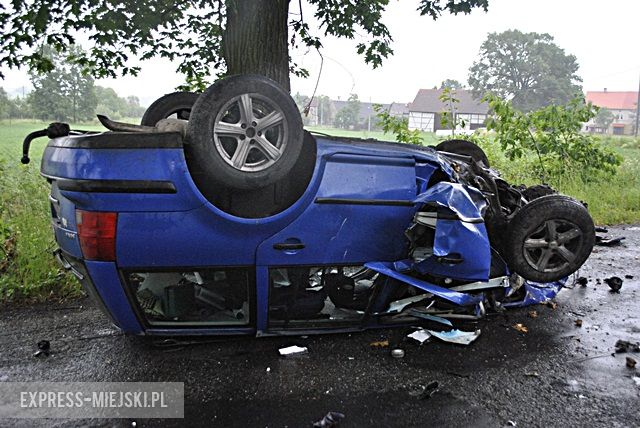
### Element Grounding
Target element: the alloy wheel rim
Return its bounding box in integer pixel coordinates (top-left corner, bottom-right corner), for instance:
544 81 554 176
212 93 287 172
523 219 583 273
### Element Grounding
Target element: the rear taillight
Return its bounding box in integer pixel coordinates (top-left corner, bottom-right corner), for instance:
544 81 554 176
76 210 117 261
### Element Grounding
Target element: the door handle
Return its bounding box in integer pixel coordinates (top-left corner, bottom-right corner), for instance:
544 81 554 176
273 243 305 250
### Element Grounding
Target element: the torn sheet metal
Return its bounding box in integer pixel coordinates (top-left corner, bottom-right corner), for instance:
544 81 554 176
408 310 453 326
413 219 491 281
365 261 484 306
384 294 431 314
411 182 491 281
502 278 566 308
407 329 432 344
428 329 481 345
413 182 487 222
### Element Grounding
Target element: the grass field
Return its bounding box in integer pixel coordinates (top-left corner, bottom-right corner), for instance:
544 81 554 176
1 119 639 302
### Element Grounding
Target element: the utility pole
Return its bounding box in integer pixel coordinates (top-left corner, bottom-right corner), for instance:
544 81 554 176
635 72 640 137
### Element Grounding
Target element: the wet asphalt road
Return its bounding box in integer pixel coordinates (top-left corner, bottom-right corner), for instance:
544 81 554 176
1 226 640 428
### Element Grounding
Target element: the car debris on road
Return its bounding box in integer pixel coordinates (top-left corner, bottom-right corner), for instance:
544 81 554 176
33 340 50 357
605 276 624 293
615 340 640 353
313 411 345 428
278 345 308 357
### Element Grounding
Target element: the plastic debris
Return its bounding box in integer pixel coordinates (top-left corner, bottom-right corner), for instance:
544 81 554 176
595 236 625 247
385 294 430 314
524 371 540 377
278 345 308 357
528 310 538 319
370 340 389 348
576 277 588 287
625 275 634 279
615 340 640 353
605 277 623 293
391 349 405 358
33 340 50 357
407 329 432 344
428 329 481 345
313 411 345 428
266 367 271 373
409 381 439 400
507 421 517 427
513 324 529 334
408 310 453 326
626 357 637 368
575 319 583 327
633 377 640 387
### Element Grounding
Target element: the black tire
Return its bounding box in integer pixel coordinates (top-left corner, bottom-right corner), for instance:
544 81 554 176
435 139 490 167
141 92 200 126
186 75 304 191
504 195 595 283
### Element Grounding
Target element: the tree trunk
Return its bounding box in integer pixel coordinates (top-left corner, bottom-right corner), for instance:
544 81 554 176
223 0 291 91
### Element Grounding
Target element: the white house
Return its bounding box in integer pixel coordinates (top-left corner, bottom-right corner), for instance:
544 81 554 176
408 88 489 132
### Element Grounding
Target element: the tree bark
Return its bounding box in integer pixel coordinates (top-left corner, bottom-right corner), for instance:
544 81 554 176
223 0 291 91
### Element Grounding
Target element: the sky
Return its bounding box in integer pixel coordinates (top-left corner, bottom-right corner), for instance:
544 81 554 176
2 0 639 106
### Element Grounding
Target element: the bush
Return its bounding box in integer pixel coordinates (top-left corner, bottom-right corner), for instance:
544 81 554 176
374 104 423 145
483 94 622 182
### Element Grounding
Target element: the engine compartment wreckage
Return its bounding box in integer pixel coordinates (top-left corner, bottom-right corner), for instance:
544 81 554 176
23 74 595 336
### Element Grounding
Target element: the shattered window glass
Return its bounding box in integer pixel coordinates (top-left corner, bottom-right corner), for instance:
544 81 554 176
268 266 376 328
125 268 252 326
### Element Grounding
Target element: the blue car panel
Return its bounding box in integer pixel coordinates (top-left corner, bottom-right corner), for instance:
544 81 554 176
36 129 572 336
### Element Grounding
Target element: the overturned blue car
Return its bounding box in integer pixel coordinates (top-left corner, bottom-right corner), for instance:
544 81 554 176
25 75 595 336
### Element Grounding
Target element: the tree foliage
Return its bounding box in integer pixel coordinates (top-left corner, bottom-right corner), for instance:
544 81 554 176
0 87 10 118
439 87 465 133
593 107 615 130
28 45 97 121
1 0 489 90
469 30 582 111
94 86 146 120
374 104 422 145
483 93 622 181
439 79 464 90
334 94 361 129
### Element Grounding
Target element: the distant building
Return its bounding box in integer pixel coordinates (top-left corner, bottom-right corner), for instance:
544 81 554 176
585 90 638 135
408 88 489 132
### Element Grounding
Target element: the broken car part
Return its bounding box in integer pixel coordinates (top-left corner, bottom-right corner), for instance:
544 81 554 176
428 329 481 345
313 411 345 428
278 345 308 357
605 276 623 293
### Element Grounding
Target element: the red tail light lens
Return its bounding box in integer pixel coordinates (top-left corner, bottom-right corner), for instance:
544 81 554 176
76 210 117 261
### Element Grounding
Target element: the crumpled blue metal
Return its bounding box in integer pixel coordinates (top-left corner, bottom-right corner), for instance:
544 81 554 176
413 182 487 222
502 279 566 308
365 261 484 306
412 182 491 281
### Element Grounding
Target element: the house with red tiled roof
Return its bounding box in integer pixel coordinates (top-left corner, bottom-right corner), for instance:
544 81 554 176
584 90 638 135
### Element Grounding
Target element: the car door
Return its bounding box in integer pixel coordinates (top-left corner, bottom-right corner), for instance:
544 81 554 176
255 150 418 333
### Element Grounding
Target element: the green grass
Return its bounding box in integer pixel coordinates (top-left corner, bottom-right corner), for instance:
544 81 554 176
0 120 638 302
0 120 107 303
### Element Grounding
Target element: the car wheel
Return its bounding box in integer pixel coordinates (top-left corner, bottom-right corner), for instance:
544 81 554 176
141 92 200 126
435 139 490 167
186 74 304 191
504 195 595 282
